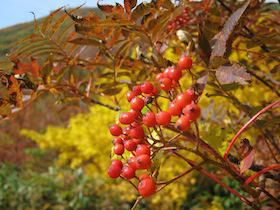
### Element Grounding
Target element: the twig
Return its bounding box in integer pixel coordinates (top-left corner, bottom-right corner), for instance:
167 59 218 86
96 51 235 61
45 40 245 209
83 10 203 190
223 100 280 160
131 196 142 210
173 151 257 209
244 164 280 185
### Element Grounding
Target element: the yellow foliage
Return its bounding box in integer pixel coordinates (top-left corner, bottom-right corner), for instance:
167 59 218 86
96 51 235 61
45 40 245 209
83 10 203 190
21 105 193 209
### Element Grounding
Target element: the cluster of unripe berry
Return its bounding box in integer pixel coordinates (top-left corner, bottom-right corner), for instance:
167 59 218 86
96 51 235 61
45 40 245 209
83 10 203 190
108 54 201 197
167 7 189 32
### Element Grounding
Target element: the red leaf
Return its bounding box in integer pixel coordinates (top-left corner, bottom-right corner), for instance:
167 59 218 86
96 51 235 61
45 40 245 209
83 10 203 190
216 64 251 85
124 0 137 14
210 1 250 61
240 149 254 174
97 1 114 13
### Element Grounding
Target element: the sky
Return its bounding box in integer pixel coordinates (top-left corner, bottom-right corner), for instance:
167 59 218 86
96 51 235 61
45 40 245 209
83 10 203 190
0 0 144 29
0 0 277 29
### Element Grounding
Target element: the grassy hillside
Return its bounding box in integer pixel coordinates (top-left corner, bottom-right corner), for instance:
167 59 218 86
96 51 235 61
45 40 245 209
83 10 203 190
0 7 101 57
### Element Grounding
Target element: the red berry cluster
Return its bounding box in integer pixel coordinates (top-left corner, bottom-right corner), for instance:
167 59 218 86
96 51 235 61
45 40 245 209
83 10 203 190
156 54 192 91
108 53 200 198
167 8 189 32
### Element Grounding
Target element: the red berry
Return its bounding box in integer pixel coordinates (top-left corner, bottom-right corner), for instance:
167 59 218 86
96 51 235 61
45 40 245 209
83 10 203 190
127 91 137 102
138 177 156 197
130 97 145 111
129 126 145 139
182 102 201 121
156 111 171 126
131 138 142 145
177 54 192 70
139 174 150 180
128 156 137 170
155 73 164 81
175 92 192 109
129 109 141 119
119 112 135 124
167 102 182 116
150 86 158 96
124 140 138 151
163 67 172 78
109 124 123 136
113 137 123 145
186 88 198 102
168 67 182 81
133 85 142 95
123 126 131 136
131 121 141 128
142 111 157 127
107 164 122 178
141 82 154 94
135 144 150 156
111 159 123 168
114 144 125 155
175 116 191 131
121 165 135 179
159 78 172 91
136 154 152 170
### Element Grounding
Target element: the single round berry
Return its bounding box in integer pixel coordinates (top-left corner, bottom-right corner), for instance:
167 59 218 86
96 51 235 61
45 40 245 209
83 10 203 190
124 140 138 151
186 88 198 102
122 126 131 136
155 73 164 81
109 124 122 136
111 159 123 168
133 85 142 95
114 143 125 155
130 97 145 111
163 67 172 78
175 116 191 131
150 86 158 96
113 137 123 145
119 112 135 124
141 82 154 94
168 67 182 81
129 109 141 119
142 111 157 127
159 78 172 91
127 91 137 102
177 55 192 70
129 126 145 139
131 138 142 145
138 177 156 197
139 174 150 181
121 165 135 179
107 164 122 178
156 111 171 126
136 154 152 170
175 92 192 109
167 102 182 116
183 102 201 121
128 156 137 170
135 144 150 156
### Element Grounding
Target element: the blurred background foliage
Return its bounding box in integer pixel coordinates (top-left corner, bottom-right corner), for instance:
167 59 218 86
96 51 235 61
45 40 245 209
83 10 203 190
0 0 279 209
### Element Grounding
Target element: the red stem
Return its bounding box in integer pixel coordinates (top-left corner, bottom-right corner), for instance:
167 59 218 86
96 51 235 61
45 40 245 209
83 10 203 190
173 152 255 208
244 164 280 185
223 100 280 160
